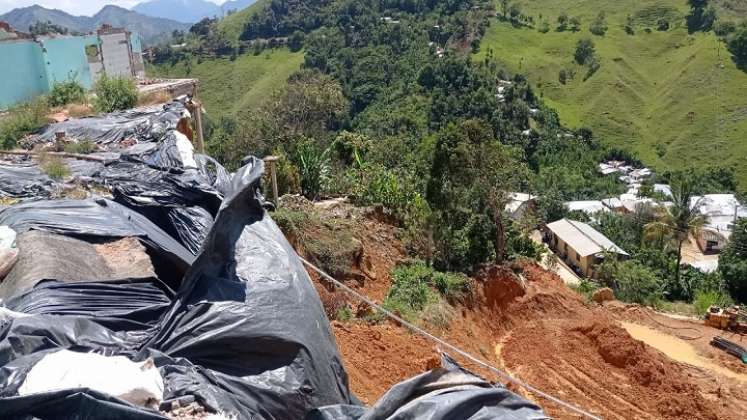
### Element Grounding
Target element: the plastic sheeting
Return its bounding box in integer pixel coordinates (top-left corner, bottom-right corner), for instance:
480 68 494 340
0 198 194 288
0 159 356 419
0 163 54 199
29 102 187 147
308 354 549 420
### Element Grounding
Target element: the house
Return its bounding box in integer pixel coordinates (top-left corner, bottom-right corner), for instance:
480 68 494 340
505 192 535 220
545 218 629 278
565 200 610 220
690 194 747 253
601 197 624 213
0 23 144 109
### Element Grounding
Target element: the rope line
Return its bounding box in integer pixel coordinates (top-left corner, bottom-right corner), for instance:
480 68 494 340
299 256 603 420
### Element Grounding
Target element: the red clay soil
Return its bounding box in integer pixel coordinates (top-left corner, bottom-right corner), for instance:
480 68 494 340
298 210 746 419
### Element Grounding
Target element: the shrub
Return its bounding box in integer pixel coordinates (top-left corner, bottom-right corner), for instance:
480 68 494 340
589 12 607 36
63 139 96 154
570 279 600 302
48 79 86 107
575 38 596 65
383 261 471 322
538 21 550 33
0 98 49 149
273 207 360 278
40 155 70 179
599 259 664 305
693 290 734 316
93 74 138 113
294 140 330 200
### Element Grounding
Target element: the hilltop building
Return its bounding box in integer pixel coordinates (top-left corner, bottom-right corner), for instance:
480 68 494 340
545 218 628 278
0 23 144 109
691 194 747 254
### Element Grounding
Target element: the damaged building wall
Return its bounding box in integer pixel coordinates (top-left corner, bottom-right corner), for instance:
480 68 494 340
0 39 48 108
0 27 145 109
39 35 98 90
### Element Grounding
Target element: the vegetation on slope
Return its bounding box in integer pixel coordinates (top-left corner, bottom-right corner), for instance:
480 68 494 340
148 48 303 120
477 0 747 185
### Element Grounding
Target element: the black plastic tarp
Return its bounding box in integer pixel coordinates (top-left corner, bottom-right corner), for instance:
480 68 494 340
0 163 54 199
4 279 172 331
0 158 355 419
308 354 549 420
0 198 194 288
29 102 187 146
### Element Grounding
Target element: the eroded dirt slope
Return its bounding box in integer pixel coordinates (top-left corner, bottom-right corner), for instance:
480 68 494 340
284 200 747 419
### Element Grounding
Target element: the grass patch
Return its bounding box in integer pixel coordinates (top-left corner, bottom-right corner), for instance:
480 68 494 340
381 261 471 326
63 140 96 154
273 205 361 278
39 155 70 180
693 289 734 316
0 98 49 149
147 48 303 120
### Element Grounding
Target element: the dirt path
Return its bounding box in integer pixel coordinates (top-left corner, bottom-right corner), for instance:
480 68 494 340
621 321 747 383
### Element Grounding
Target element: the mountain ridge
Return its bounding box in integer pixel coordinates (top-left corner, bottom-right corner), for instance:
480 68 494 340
0 4 189 44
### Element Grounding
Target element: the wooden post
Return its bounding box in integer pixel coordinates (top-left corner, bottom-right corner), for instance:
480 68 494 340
264 155 279 207
192 98 205 154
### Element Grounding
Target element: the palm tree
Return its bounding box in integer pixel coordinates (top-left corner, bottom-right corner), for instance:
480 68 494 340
644 175 705 285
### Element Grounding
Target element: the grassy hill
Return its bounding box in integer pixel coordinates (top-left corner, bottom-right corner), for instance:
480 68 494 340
477 0 747 186
148 48 303 119
218 0 269 42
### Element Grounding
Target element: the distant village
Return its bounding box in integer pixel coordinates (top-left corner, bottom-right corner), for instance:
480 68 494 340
506 160 746 279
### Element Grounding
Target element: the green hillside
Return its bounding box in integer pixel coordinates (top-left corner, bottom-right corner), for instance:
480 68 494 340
218 0 270 42
477 0 747 185
148 48 303 119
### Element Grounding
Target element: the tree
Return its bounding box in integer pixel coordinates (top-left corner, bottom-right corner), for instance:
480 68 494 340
288 30 305 52
644 174 705 288
727 22 747 67
624 15 635 35
687 0 716 32
719 218 747 302
557 12 569 31
426 119 529 271
574 38 596 65
500 0 510 19
569 16 581 32
509 4 522 23
589 11 607 36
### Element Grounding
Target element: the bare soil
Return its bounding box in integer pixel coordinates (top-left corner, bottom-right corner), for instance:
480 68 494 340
292 202 747 419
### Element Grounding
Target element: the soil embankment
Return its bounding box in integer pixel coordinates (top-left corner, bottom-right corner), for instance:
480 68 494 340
293 202 747 419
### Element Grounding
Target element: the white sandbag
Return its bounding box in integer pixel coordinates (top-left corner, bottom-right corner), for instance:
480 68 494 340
0 225 16 249
19 349 164 408
174 131 197 169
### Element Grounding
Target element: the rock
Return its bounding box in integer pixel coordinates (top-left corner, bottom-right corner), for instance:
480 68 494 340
593 287 615 303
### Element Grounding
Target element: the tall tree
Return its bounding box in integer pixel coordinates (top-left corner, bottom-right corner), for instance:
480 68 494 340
426 119 529 270
644 174 705 287
719 218 747 302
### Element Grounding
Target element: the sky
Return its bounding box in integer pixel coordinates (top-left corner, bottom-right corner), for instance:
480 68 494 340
0 0 226 16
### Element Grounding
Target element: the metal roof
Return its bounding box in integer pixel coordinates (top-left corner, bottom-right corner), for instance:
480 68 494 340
546 218 628 257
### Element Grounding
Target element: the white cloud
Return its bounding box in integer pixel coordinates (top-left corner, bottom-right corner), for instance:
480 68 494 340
0 0 227 16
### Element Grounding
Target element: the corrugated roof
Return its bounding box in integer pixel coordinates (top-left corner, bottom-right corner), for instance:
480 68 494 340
546 218 628 257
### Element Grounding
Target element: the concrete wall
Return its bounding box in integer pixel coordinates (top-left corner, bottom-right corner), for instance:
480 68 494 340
38 35 98 89
550 233 593 277
0 39 48 108
100 32 132 78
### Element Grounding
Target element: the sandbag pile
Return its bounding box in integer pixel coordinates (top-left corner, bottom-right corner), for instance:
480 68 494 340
0 102 547 419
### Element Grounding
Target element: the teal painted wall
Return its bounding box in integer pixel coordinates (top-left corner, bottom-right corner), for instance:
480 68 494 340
130 32 142 53
0 40 48 109
39 36 97 89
